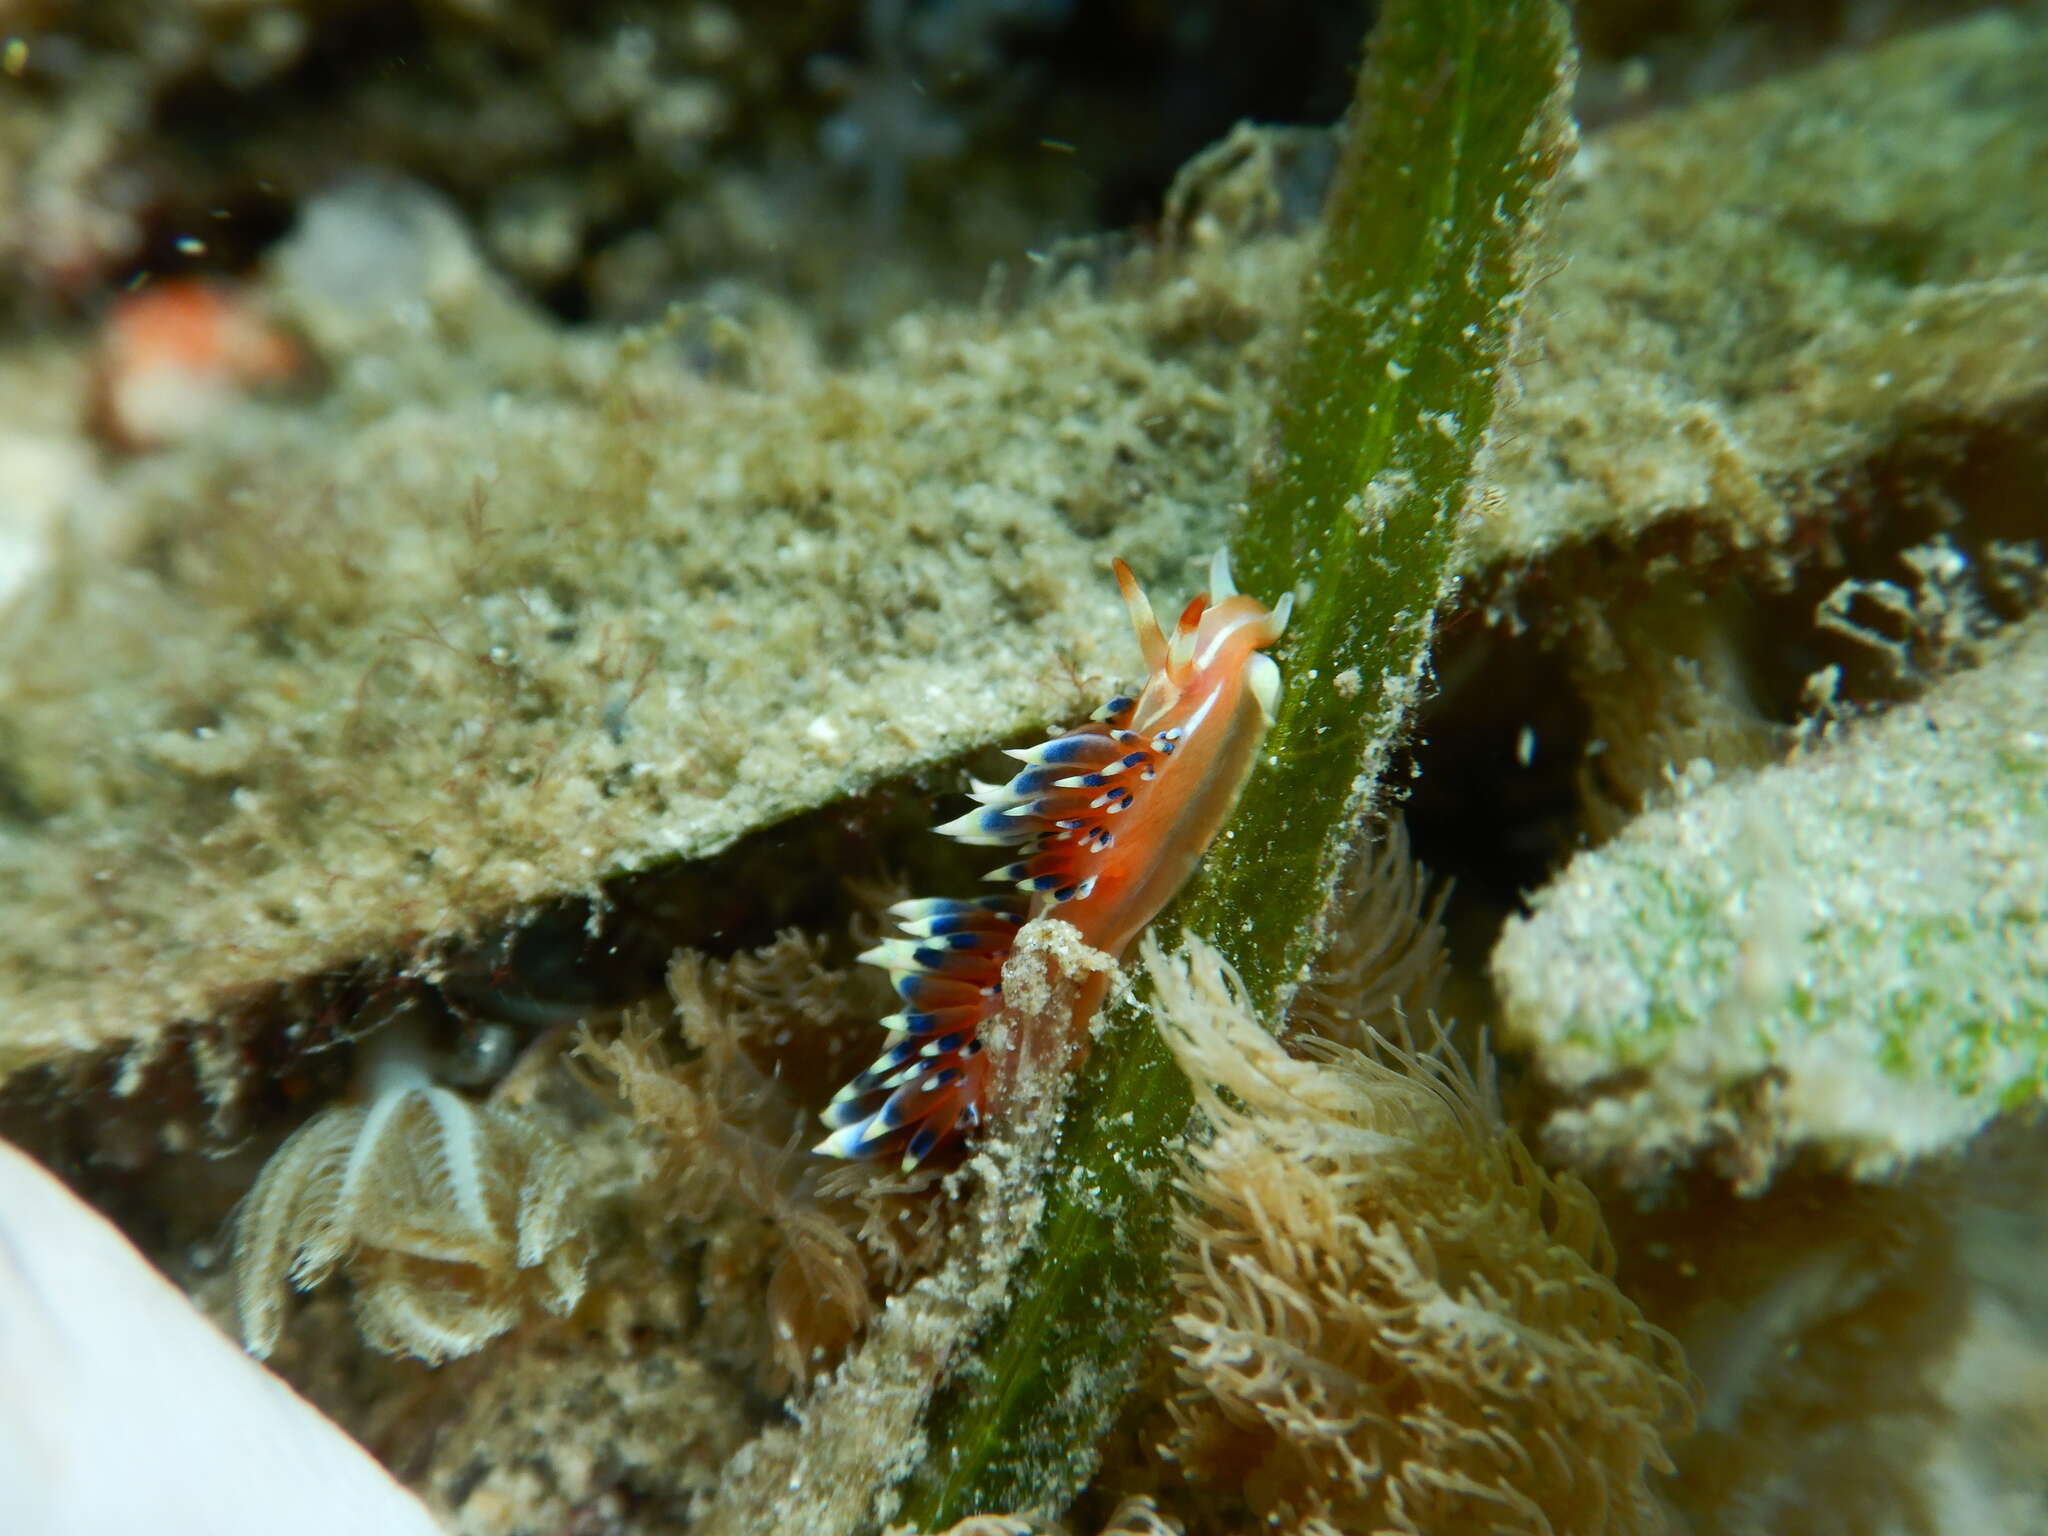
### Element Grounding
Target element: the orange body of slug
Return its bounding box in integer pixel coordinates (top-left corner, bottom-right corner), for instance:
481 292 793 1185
817 551 1291 1169
89 278 304 451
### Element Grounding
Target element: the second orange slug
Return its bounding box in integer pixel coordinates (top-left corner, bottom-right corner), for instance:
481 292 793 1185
816 551 1291 1170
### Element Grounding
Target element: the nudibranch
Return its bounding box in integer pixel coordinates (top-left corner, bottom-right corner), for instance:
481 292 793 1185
817 550 1291 1169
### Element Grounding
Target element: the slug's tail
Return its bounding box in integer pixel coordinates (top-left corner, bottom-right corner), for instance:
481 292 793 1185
812 691 1148 1170
814 679 1155 1170
815 895 1022 1169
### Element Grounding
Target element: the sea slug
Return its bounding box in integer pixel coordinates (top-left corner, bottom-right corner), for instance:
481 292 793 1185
817 551 1291 1168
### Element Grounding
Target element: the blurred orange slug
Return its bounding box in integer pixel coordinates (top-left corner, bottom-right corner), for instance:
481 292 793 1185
89 277 304 451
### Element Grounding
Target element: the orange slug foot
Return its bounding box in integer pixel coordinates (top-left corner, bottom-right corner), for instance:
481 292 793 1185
816 551 1291 1171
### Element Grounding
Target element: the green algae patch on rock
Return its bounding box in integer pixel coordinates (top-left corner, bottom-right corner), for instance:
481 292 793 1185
1492 611 2048 1186
1467 9 2048 583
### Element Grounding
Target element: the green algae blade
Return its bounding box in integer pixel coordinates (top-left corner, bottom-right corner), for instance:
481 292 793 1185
894 0 1579 1524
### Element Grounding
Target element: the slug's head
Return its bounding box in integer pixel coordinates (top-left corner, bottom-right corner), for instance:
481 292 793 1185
1115 549 1292 726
